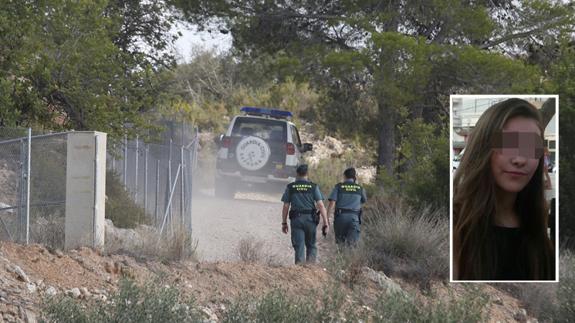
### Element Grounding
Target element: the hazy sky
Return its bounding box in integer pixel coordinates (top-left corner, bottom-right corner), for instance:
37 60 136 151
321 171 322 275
173 23 232 62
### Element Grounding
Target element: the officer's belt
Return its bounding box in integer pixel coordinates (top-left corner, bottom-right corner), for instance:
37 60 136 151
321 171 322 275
291 209 315 214
336 208 361 215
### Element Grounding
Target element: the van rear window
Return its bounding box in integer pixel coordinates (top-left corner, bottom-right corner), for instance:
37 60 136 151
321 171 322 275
231 117 287 142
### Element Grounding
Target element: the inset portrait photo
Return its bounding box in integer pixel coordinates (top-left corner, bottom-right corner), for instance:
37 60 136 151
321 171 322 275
450 95 558 282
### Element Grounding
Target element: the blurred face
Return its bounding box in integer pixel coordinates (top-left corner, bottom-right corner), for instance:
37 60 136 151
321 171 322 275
490 116 541 193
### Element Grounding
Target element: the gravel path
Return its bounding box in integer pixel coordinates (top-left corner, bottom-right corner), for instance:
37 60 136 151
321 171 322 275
191 190 295 265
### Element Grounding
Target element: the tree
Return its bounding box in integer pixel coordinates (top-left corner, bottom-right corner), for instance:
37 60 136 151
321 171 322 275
541 39 575 247
0 0 179 138
172 0 571 183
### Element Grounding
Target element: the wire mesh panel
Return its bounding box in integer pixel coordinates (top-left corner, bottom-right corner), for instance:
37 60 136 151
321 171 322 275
106 125 199 237
0 129 68 247
29 134 67 249
0 128 27 243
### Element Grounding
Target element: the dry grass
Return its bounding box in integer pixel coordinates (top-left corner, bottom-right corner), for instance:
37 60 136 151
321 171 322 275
320 196 448 289
236 236 282 266
337 248 367 289
513 251 575 322
361 196 449 288
105 221 197 262
30 213 65 250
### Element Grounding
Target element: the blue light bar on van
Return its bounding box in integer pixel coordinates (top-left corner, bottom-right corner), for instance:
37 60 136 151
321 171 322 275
240 107 293 119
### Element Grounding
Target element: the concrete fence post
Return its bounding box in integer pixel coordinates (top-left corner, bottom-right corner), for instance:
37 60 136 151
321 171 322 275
25 128 31 245
180 145 184 228
18 138 26 243
155 159 160 226
144 145 148 214
65 132 107 250
167 139 173 230
123 135 127 186
135 136 139 202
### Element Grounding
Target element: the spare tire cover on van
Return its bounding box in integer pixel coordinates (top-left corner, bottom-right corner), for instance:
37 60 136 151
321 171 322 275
236 136 271 171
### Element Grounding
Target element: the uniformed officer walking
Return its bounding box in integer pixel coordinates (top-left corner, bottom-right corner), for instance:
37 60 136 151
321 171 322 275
327 168 367 246
281 165 329 264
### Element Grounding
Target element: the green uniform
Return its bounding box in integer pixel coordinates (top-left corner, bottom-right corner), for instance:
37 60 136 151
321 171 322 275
328 179 367 246
281 178 324 264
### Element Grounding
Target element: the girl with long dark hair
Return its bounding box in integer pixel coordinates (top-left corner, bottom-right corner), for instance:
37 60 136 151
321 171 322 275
453 98 555 280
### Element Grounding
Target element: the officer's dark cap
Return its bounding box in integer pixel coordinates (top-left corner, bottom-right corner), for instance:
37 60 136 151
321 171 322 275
344 167 356 179
296 164 308 176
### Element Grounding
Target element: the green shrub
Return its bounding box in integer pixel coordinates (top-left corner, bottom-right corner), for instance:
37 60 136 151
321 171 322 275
401 127 449 211
222 285 487 323
222 286 364 323
41 278 203 323
373 286 488 323
307 151 369 198
223 289 314 323
557 251 575 322
513 251 575 322
105 170 149 228
308 157 348 198
361 196 449 287
42 276 491 323
385 118 449 211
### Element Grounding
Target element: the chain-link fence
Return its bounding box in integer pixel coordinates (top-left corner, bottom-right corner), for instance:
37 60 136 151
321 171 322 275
0 128 67 248
0 124 199 249
108 125 199 236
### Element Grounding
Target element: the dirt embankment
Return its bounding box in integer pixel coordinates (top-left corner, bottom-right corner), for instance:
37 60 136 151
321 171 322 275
0 241 535 322
0 241 341 322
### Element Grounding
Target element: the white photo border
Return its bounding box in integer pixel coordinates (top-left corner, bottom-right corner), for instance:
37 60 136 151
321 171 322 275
449 94 560 283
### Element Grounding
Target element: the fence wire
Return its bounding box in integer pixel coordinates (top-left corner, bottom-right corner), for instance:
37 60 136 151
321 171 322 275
108 126 199 236
0 129 67 248
0 125 199 249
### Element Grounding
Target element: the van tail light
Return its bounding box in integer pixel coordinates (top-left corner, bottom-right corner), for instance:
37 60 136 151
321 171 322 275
222 136 231 148
286 143 295 155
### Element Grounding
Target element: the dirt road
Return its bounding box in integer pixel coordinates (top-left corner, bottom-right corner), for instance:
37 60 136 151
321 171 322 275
191 190 295 265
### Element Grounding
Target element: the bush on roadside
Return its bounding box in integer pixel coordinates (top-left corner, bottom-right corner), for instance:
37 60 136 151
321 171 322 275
323 244 369 289
222 286 363 323
105 170 149 229
42 278 204 322
515 282 556 322
105 222 197 263
308 151 371 198
512 251 575 322
361 196 449 287
374 286 488 322
236 236 282 266
42 277 490 323
557 251 575 322
222 285 488 323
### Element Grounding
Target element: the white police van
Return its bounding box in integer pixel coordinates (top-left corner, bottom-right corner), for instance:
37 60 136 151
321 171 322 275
215 107 313 198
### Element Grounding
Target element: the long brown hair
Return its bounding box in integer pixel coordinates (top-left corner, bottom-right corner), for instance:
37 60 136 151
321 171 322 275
453 98 554 280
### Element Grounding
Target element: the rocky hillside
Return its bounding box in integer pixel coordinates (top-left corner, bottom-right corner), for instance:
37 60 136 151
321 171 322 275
298 123 377 184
